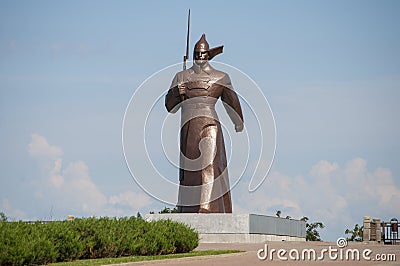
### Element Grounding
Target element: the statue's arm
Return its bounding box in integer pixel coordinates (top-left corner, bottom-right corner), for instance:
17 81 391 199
165 74 181 113
220 74 244 132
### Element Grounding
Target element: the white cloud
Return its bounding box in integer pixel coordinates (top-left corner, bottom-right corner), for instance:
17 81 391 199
234 170 303 218
1 198 26 220
28 133 63 160
61 161 108 213
310 160 339 178
109 191 152 210
234 157 400 240
26 133 153 218
49 158 64 188
344 157 367 183
25 133 400 240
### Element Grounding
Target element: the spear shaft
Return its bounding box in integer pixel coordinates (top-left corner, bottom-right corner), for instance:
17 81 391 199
180 9 190 101
183 9 190 71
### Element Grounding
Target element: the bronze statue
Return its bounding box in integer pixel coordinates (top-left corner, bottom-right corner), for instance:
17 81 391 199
165 33 244 213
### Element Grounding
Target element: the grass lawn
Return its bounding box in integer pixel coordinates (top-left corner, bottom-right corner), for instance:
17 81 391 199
49 250 244 265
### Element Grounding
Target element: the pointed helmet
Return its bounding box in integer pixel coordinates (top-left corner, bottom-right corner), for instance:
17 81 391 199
194 33 224 60
194 34 209 52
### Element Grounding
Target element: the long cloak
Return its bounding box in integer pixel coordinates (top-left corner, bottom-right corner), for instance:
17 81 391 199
165 62 243 213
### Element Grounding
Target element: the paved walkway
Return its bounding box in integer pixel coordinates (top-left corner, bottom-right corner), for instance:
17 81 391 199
110 242 400 265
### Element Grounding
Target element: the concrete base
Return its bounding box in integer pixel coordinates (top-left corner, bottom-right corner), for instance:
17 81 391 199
199 233 305 243
144 213 306 243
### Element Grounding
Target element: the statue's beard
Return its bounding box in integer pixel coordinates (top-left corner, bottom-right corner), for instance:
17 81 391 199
195 59 207 67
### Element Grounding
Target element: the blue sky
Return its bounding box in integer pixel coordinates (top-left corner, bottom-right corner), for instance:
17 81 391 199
1 1 399 241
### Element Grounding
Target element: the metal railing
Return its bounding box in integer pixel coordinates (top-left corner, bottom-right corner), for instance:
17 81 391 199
382 218 399 245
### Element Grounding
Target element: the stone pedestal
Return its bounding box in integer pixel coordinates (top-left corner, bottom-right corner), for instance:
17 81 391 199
145 213 306 243
373 218 381 243
363 216 382 243
363 216 371 241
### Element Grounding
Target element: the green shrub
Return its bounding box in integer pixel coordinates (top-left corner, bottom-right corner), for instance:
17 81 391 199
0 213 198 265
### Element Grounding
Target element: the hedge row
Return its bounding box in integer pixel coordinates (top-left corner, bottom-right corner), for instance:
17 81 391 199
0 215 198 265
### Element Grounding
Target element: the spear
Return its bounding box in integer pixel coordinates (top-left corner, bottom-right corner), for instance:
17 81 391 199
183 9 190 71
180 9 190 101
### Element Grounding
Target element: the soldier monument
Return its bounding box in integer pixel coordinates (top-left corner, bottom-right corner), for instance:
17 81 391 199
146 11 306 243
165 33 244 213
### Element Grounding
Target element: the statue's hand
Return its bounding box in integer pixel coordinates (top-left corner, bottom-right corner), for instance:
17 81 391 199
178 83 186 96
235 123 244 132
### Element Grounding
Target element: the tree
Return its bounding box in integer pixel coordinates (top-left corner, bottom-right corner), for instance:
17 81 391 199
0 212 7 222
301 216 325 241
274 211 325 241
158 207 178 214
345 223 363 242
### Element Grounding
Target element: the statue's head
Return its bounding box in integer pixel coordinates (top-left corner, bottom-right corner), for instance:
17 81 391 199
194 34 209 66
193 34 223 66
